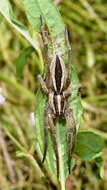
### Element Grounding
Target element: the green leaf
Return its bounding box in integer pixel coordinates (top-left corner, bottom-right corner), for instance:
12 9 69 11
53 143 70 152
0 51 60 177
0 0 39 51
23 0 65 54
16 46 34 80
29 0 83 188
75 130 104 161
23 0 42 31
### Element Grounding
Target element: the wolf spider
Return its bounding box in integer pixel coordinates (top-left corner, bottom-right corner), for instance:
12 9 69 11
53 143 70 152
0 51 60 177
38 16 80 177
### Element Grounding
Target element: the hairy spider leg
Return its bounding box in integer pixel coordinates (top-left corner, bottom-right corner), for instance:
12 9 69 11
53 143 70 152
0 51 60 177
42 103 49 163
66 111 72 174
63 85 82 99
38 74 49 96
40 15 49 66
37 76 50 164
41 100 59 177
70 108 76 155
63 26 72 90
40 15 50 88
65 105 76 174
48 114 59 178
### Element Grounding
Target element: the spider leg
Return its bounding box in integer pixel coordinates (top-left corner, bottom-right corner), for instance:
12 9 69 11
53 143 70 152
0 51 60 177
38 74 49 96
42 103 49 163
63 84 81 99
66 114 71 174
40 15 50 88
48 114 59 178
63 26 72 90
40 15 49 66
65 105 76 174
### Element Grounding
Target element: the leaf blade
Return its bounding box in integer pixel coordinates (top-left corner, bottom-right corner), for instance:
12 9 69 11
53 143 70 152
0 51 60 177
16 46 34 80
22 0 83 187
75 130 104 161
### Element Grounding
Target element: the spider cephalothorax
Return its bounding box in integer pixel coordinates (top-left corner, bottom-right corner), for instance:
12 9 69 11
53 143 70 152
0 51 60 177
38 16 80 177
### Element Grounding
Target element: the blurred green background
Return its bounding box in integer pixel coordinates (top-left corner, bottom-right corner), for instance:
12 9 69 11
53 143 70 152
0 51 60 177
0 0 107 189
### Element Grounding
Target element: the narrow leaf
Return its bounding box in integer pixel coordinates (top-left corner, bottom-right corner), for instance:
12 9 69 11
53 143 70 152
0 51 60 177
23 0 42 31
23 0 65 54
16 46 34 80
31 0 83 188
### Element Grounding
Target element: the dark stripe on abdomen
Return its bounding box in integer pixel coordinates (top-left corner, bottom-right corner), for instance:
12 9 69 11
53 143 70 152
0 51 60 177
55 55 62 92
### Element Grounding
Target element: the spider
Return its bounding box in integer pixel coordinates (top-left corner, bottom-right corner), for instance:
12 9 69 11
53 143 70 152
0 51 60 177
38 16 81 177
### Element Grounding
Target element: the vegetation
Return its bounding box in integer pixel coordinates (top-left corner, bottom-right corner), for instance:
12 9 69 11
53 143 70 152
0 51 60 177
0 0 107 189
